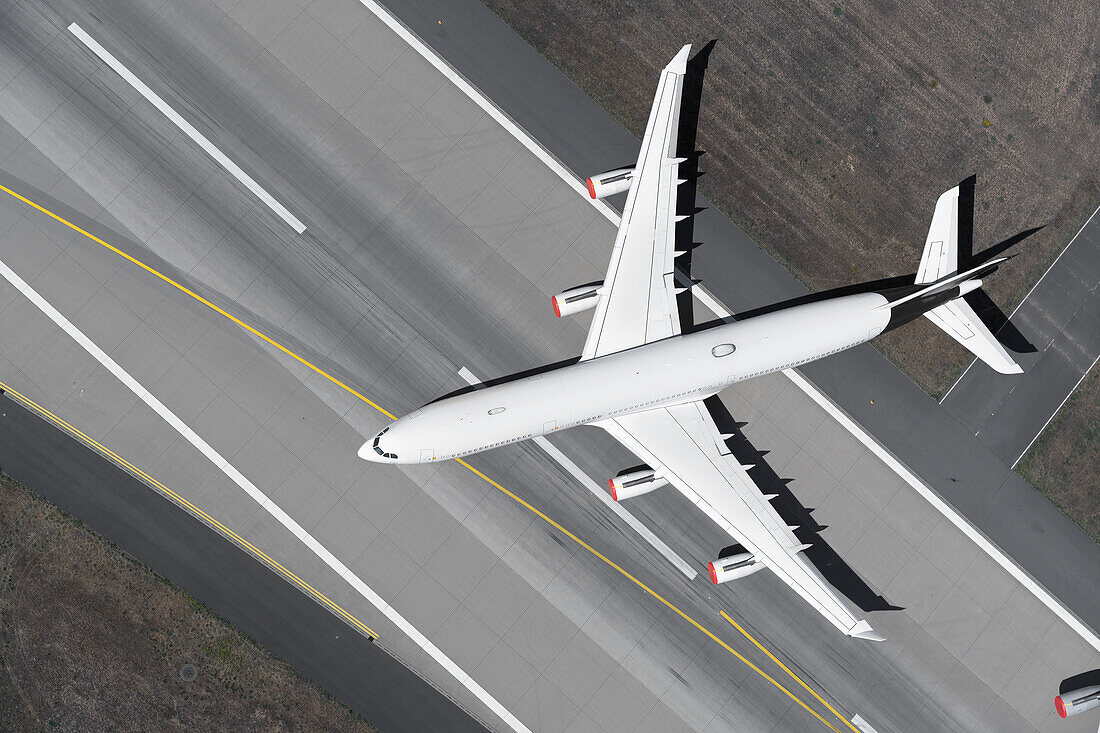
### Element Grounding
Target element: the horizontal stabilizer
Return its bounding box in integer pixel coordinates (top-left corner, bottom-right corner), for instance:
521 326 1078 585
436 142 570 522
925 298 1023 374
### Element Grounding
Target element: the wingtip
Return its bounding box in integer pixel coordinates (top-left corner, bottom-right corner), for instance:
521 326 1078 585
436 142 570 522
667 44 691 74
850 620 885 642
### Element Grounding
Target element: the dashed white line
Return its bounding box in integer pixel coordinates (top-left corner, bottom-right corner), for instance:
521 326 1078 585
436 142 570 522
67 22 307 234
458 367 698 580
0 255 529 733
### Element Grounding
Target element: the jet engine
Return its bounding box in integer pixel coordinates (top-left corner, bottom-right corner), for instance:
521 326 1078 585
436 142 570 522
1055 684 1100 718
585 167 634 199
608 469 667 501
707 552 764 584
552 282 602 317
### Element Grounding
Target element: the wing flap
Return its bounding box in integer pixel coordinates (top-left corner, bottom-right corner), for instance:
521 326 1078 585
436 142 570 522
598 402 882 640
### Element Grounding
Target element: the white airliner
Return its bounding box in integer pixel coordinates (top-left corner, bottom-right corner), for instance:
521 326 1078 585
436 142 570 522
359 45 1023 641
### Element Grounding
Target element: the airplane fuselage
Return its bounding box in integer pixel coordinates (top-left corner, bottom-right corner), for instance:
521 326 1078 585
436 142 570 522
361 291 891 464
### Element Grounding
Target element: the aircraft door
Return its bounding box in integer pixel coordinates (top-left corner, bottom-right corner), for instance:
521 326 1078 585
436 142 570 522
420 448 435 462
543 420 558 434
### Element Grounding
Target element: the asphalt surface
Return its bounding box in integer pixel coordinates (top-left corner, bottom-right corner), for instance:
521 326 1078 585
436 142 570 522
387 0 1100 632
0 390 486 733
0 1 1096 731
942 206 1100 465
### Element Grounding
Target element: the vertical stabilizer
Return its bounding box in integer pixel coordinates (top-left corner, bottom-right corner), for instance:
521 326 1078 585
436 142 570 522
916 186 960 284
915 184 1023 375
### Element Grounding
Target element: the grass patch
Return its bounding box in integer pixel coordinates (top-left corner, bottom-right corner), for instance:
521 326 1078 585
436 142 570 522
0 474 378 732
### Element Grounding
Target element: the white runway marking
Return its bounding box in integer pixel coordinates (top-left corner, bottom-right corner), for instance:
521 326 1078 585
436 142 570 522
940 199 1100 404
351 0 1100 652
1013 350 1100 468
67 22 307 234
0 254 528 732
457 368 698 580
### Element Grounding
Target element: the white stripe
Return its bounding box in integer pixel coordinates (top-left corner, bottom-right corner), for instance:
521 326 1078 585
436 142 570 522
67 23 307 235
352 0 1100 652
457 367 698 580
940 199 1100 402
1012 351 1100 468
0 256 528 732
851 714 880 733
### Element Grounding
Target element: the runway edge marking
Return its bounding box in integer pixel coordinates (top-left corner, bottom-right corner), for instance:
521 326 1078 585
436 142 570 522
0 254 529 733
0 380 379 641
0 182 846 733
940 198 1100 405
458 366 699 580
67 22 307 235
347 0 1100 653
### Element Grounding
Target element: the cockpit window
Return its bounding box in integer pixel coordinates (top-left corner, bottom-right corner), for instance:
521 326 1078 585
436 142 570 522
373 426 391 456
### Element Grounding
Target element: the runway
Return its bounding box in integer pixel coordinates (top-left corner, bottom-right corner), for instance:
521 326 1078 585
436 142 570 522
0 384 485 732
0 1 1097 731
941 203 1100 466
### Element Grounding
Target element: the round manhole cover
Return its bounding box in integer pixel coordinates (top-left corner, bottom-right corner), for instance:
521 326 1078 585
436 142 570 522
179 664 198 682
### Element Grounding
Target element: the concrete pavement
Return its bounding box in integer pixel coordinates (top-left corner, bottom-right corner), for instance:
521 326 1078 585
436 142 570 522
0 0 1097 731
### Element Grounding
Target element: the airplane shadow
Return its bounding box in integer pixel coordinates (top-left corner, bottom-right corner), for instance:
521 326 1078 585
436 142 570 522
673 41 717 333
703 395 903 613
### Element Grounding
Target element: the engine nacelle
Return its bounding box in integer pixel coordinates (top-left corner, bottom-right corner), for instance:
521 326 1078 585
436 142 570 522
586 167 634 199
608 469 668 501
1056 684 1100 718
707 553 764 584
552 283 602 317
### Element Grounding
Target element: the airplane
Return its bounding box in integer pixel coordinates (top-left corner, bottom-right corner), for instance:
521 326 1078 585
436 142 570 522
359 44 1023 641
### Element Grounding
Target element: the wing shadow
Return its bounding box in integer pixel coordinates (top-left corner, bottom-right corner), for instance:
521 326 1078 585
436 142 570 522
673 41 717 334
702 396 902 613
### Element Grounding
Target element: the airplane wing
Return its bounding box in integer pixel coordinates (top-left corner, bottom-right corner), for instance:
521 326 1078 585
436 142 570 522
596 400 884 641
581 45 691 361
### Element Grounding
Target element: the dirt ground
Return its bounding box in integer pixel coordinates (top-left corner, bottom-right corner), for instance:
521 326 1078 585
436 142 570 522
0 474 378 733
483 0 1099 396
1019 368 1100 542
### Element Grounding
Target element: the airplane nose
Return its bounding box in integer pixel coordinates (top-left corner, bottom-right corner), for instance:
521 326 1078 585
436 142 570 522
357 440 379 461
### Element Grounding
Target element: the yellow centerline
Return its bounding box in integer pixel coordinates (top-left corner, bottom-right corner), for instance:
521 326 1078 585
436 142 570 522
0 380 378 640
722 611 858 733
1 182 845 731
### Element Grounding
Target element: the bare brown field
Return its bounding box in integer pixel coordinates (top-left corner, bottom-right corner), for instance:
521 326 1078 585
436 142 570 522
483 0 1099 396
0 474 377 732
1019 368 1100 542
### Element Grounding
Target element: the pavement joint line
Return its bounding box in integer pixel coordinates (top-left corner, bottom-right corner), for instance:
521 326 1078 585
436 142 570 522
0 380 379 640
940 198 1100 403
721 611 859 733
457 365 699 580
0 184 838 733
66 22 307 235
0 253 528 733
349 0 1100 652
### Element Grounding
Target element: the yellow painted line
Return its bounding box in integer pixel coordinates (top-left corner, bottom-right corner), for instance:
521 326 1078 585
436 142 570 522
722 611 858 733
0 380 378 640
0 183 394 421
459 459 840 732
2 183 841 731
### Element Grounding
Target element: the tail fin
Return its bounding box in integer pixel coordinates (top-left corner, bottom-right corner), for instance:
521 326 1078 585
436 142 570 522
914 185 1023 375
